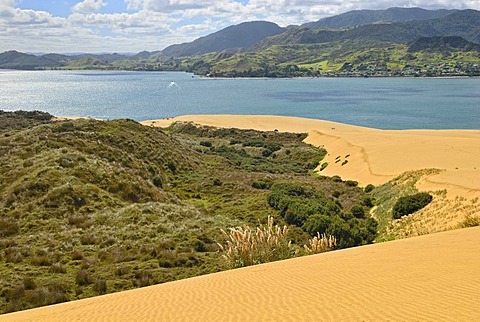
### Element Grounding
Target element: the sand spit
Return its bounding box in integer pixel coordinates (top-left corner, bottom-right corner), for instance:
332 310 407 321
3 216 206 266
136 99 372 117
3 226 480 321
142 115 480 198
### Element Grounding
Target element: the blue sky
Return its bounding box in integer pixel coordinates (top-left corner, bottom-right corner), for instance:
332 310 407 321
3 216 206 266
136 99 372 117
17 0 130 16
1 0 478 53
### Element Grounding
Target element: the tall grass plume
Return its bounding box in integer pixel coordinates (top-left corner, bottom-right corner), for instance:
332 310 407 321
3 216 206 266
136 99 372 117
304 233 336 255
218 216 294 268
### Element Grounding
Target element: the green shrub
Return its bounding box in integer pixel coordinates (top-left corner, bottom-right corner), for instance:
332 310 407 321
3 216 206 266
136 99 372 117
80 233 97 245
31 254 53 267
332 175 342 182
152 176 163 188
303 214 354 248
5 248 23 263
199 141 212 147
320 162 328 171
362 196 374 207
166 161 177 173
71 250 84 261
392 192 433 219
262 149 273 157
267 181 376 248
114 265 131 276
134 270 152 287
364 184 375 193
193 239 207 252
350 205 365 218
22 277 36 290
49 262 67 274
75 269 92 286
345 180 358 187
93 279 107 295
0 218 19 237
251 178 272 190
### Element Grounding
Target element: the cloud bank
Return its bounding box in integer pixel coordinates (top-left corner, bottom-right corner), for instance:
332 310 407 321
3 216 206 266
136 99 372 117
0 0 479 53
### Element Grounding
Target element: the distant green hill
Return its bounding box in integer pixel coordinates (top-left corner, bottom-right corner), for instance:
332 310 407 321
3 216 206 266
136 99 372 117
255 10 480 48
303 7 456 29
161 21 285 57
0 51 62 69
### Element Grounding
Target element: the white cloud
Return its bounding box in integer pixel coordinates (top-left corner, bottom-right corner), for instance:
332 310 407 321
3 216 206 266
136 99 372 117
72 0 107 14
0 0 479 53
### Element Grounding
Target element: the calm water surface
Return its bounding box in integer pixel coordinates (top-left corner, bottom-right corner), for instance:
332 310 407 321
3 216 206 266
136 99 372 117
0 70 479 129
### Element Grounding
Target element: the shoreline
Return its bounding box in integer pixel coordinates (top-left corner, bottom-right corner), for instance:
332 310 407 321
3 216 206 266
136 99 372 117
3 68 479 80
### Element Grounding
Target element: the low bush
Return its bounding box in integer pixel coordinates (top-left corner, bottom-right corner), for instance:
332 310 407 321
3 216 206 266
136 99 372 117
152 176 163 188
93 279 107 295
0 218 19 237
392 192 433 219
199 141 212 147
75 269 92 286
251 178 272 190
363 197 374 207
345 180 358 187
49 262 67 274
22 278 36 290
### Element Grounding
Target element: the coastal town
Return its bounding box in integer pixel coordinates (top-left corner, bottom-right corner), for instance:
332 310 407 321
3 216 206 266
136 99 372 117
323 61 480 77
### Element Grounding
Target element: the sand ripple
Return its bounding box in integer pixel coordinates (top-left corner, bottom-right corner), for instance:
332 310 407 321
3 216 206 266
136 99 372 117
2 227 480 321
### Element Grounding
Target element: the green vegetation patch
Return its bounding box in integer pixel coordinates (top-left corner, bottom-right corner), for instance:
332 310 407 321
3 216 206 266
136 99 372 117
392 192 433 219
267 182 377 249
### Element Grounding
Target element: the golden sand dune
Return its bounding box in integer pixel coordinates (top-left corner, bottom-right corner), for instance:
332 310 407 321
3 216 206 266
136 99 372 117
3 226 480 321
142 115 480 198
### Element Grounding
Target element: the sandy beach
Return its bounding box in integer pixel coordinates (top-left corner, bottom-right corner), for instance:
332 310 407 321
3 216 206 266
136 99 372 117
3 226 479 321
142 115 480 199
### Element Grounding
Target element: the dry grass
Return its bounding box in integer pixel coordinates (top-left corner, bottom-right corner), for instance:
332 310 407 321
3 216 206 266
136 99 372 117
386 194 480 239
219 216 294 268
304 233 336 255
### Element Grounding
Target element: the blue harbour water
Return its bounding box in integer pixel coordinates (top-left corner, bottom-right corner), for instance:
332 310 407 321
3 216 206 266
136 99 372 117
0 70 479 129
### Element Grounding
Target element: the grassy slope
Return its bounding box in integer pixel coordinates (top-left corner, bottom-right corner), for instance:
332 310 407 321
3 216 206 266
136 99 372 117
0 112 374 313
202 40 480 75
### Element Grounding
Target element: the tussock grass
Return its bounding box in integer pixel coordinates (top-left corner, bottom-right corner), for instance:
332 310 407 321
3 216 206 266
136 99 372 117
304 233 336 254
219 216 294 268
459 214 480 228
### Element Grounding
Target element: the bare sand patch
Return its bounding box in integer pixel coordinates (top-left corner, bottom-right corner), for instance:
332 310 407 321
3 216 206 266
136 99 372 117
3 226 480 321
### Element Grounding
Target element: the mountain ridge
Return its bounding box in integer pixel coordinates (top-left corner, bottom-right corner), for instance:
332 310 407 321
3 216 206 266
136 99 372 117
161 21 285 57
303 7 457 29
